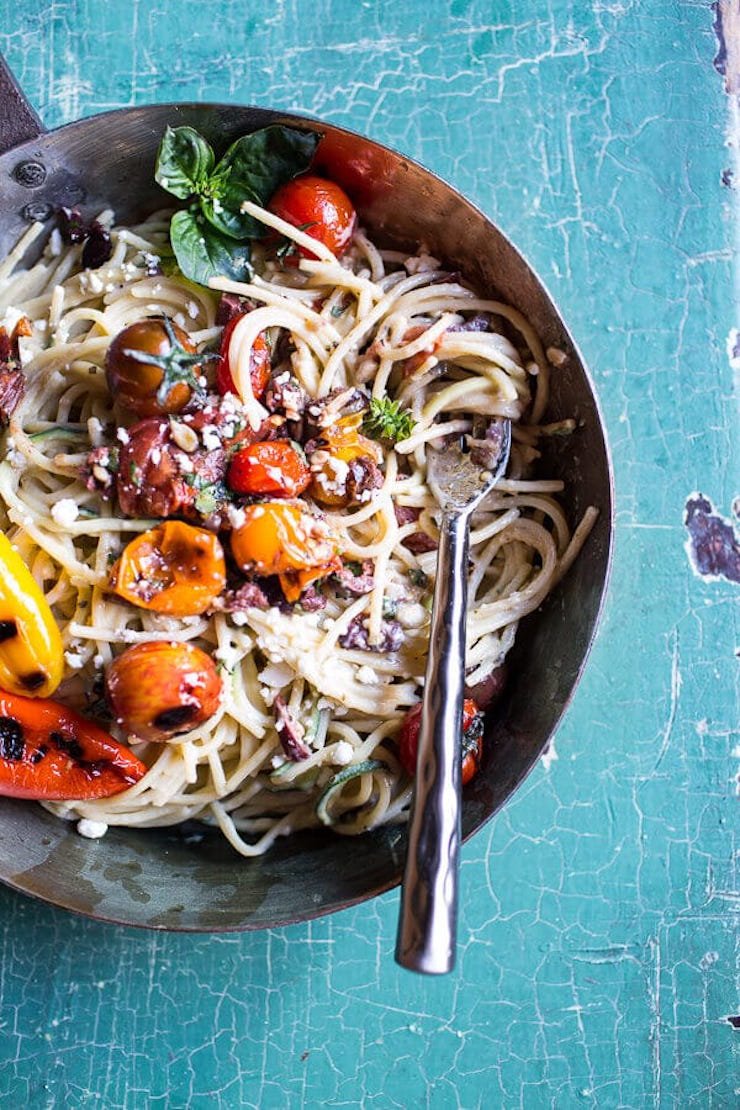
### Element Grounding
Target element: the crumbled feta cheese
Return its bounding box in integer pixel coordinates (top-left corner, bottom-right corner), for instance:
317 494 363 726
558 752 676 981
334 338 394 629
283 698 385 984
270 754 286 769
93 654 105 668
77 819 108 839
187 300 199 319
49 228 63 257
51 498 79 526
356 664 379 685
214 644 242 672
259 661 294 688
332 741 354 765
200 425 221 451
64 650 86 670
116 427 130 445
396 601 428 629
86 272 104 294
227 504 247 530
231 611 249 626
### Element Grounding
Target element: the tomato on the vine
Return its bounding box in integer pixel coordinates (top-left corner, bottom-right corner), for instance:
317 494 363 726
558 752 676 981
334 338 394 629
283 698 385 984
105 317 208 417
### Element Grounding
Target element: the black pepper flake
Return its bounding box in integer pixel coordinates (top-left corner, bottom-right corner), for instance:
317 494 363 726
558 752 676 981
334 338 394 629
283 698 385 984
0 717 25 761
30 744 48 765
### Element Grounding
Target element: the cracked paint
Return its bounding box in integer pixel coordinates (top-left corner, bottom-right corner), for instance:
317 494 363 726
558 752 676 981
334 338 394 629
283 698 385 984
0 1 737 1108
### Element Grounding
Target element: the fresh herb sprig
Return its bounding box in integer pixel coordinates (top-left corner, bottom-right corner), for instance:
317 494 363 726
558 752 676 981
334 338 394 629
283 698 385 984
155 124 321 287
361 397 416 445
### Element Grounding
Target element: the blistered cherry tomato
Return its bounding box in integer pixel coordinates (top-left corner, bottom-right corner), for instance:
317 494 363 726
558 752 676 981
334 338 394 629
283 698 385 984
110 521 226 617
227 440 310 499
308 412 382 508
106 641 222 743
105 317 206 417
230 501 340 602
268 175 356 259
215 315 271 399
399 698 483 785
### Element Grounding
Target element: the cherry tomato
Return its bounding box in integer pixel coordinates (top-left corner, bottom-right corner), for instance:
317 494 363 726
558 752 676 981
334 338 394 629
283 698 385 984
398 698 483 785
398 324 445 377
0 688 147 800
308 412 382 508
230 501 341 602
106 642 222 743
268 175 356 259
110 521 226 617
314 131 396 208
227 440 310 499
105 317 207 417
215 315 271 399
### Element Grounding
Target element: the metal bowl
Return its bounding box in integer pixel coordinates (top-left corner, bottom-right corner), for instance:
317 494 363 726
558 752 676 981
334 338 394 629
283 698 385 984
0 68 613 930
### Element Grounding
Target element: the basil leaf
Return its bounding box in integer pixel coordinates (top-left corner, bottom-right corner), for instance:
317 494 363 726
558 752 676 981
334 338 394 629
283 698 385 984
169 209 252 286
200 125 321 239
156 126 215 200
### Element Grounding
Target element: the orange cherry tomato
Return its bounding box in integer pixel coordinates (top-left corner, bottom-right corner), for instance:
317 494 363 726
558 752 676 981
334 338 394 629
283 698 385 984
215 315 272 399
0 688 147 800
399 698 483 785
268 175 356 259
105 317 205 417
106 641 222 743
227 440 310 499
230 501 341 603
308 413 382 507
110 521 226 617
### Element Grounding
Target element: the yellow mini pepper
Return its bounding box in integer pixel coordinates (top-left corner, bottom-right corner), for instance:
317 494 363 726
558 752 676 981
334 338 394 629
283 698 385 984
0 532 64 697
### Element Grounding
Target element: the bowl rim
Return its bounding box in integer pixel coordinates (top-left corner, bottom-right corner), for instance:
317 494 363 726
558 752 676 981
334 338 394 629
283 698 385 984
0 101 615 931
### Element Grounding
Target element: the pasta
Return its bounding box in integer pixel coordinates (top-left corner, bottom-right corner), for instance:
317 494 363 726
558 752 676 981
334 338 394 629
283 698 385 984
0 201 597 856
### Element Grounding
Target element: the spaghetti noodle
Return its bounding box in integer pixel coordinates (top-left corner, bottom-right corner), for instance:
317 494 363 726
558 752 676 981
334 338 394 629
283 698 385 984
0 204 597 855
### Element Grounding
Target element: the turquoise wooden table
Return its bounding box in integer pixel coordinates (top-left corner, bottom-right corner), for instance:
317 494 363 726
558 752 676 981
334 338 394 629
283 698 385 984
0 2 737 1106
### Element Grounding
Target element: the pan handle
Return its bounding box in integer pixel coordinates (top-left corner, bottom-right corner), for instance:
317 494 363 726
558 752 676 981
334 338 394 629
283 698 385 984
0 55 45 155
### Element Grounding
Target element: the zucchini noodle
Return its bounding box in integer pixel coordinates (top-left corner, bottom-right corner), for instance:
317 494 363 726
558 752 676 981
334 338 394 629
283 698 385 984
0 204 597 855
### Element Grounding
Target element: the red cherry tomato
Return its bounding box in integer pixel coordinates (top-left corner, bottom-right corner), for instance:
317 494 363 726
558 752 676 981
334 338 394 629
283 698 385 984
215 315 271 399
398 698 483 785
268 175 356 259
227 440 311 499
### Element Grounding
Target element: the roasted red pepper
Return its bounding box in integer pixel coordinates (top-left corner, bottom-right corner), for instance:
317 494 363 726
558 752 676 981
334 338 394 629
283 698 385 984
0 689 147 800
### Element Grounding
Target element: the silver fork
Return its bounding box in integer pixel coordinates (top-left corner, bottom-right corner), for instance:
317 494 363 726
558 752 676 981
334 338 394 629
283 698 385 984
395 417 512 975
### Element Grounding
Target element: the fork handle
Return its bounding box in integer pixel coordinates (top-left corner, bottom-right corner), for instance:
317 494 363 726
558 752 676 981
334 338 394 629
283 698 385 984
395 510 469 975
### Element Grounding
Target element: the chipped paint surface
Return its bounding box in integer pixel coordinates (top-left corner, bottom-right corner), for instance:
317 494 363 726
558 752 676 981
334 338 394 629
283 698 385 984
684 493 740 583
0 2 738 1107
